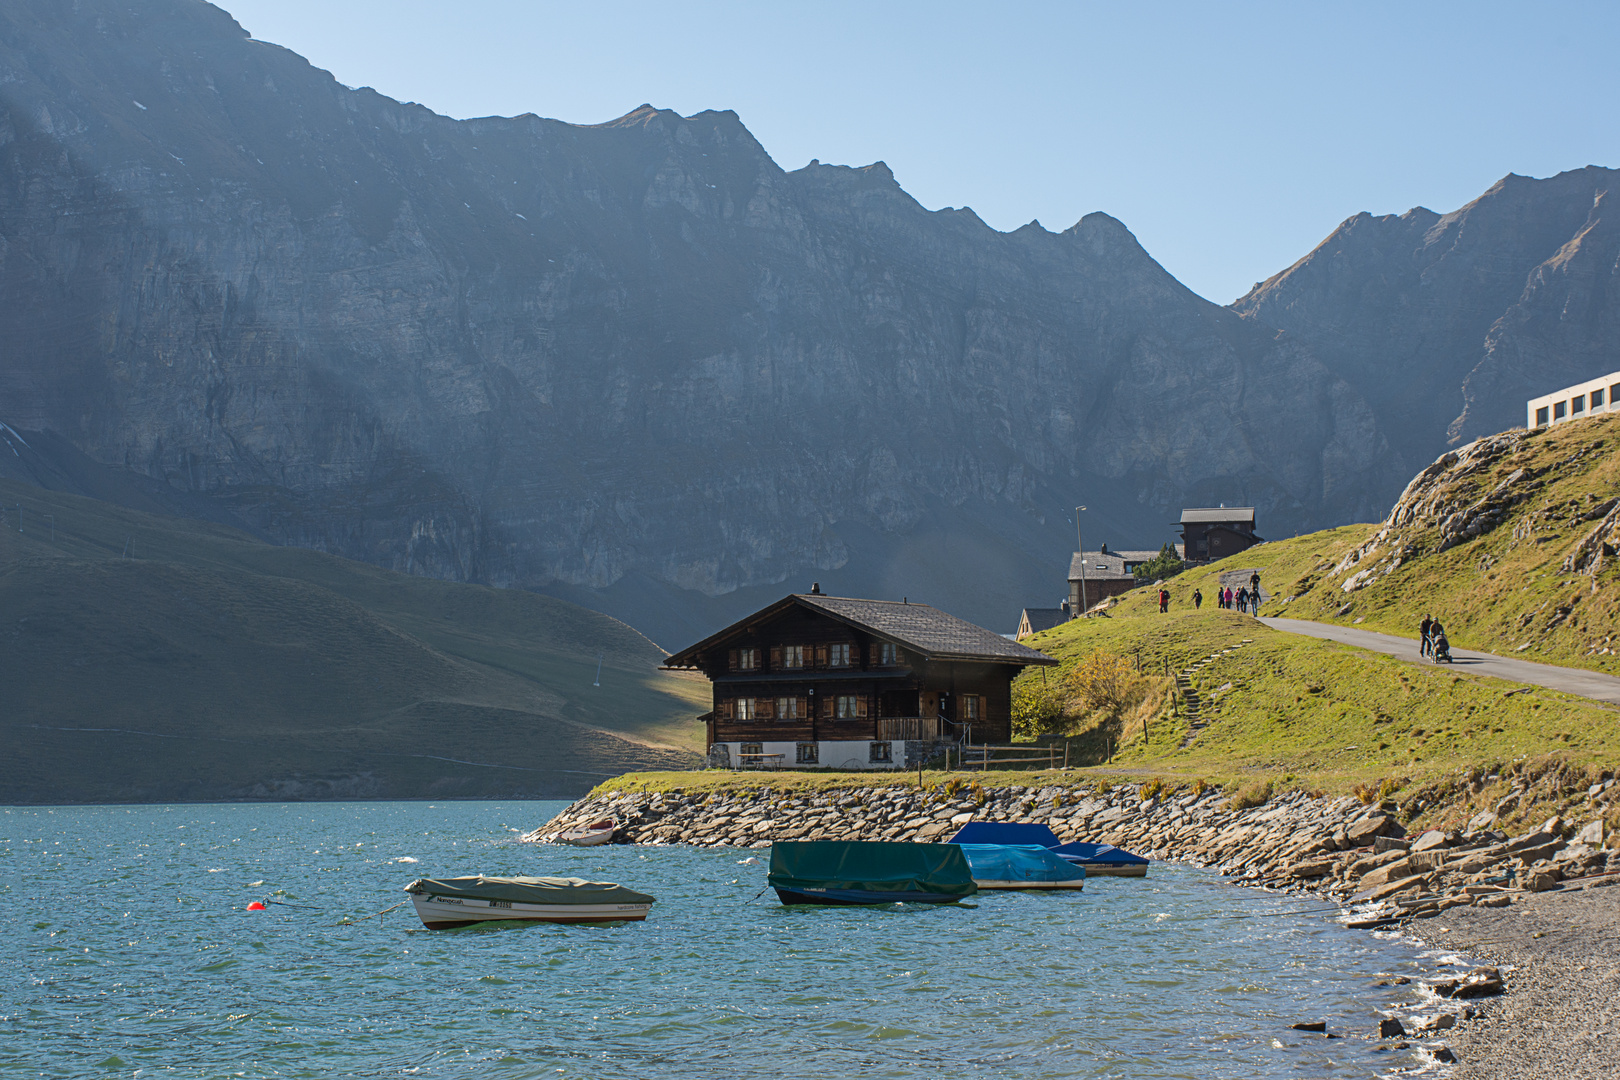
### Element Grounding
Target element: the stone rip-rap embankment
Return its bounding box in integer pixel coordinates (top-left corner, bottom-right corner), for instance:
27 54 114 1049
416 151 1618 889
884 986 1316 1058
529 780 1620 1073
524 780 1620 917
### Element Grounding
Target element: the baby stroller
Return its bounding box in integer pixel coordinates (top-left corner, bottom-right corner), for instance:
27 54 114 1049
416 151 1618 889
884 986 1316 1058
1432 634 1453 663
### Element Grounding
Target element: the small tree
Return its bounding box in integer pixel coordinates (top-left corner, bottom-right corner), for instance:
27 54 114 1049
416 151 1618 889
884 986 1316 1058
1133 543 1186 582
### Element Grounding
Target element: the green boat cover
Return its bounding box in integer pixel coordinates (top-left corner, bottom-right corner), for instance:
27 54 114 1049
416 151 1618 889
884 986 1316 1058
404 875 654 906
768 841 977 899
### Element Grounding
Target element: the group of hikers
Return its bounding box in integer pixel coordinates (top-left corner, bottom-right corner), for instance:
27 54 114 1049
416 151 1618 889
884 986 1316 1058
1163 571 1264 616
1420 614 1453 662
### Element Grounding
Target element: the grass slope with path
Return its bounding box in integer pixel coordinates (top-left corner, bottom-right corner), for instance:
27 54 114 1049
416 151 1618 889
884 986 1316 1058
0 479 706 803
1164 413 1620 673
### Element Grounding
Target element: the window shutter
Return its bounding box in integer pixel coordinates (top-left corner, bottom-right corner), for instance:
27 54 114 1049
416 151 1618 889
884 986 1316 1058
798 697 809 721
728 649 738 671
856 696 869 719
819 696 832 719
814 644 828 667
759 698 774 721
769 645 782 669
719 699 733 720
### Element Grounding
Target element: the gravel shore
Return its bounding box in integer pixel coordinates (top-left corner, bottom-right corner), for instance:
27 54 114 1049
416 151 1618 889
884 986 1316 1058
1404 880 1620 1078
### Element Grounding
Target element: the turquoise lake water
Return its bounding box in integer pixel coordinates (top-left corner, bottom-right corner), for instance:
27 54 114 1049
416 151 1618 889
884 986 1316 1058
2 801 1447 1078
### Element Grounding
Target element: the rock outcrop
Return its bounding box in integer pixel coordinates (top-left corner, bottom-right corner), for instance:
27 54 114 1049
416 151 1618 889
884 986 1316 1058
1232 167 1620 479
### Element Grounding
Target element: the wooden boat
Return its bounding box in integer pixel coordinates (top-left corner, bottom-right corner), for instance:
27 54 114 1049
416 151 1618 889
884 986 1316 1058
768 841 977 905
403 875 654 928
956 844 1086 890
559 819 615 846
947 821 1149 877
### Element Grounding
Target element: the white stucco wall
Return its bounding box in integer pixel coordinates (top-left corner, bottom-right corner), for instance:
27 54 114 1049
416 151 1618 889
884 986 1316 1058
713 740 900 770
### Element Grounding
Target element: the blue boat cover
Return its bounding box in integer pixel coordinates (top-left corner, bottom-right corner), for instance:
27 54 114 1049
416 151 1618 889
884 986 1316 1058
1050 841 1149 866
946 822 1062 847
956 844 1087 884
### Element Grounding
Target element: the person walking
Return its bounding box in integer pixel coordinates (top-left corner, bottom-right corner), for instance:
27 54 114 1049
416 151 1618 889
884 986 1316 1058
1249 571 1261 594
1223 587 1233 609
1251 590 1262 617
1419 614 1433 657
1158 588 1170 613
1236 587 1248 614
1192 588 1203 609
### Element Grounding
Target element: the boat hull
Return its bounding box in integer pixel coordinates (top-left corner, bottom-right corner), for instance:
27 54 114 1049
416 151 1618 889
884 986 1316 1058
410 893 651 929
559 830 613 847
1069 862 1147 878
773 887 967 906
971 879 1085 890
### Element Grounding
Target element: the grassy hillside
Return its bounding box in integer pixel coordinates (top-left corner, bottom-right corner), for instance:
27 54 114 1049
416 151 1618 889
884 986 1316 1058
0 479 706 803
1153 413 1620 672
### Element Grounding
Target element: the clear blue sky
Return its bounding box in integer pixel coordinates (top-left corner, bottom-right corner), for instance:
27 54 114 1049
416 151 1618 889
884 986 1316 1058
220 0 1620 304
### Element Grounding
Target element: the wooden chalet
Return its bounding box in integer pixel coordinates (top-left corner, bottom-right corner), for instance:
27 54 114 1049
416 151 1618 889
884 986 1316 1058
663 587 1057 770
1179 507 1263 563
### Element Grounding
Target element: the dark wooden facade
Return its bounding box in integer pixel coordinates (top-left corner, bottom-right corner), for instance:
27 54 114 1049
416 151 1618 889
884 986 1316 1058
664 592 1057 755
1179 508 1263 563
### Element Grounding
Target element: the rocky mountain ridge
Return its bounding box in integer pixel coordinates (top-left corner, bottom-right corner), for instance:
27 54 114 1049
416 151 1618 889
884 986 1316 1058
0 0 1612 645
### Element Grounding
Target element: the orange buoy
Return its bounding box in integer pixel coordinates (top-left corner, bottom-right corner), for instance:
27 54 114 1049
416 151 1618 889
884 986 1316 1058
246 901 267 911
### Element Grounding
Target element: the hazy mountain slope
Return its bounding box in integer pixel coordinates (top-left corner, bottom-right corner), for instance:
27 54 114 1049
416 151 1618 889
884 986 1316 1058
0 474 705 804
0 0 1399 645
1232 167 1620 474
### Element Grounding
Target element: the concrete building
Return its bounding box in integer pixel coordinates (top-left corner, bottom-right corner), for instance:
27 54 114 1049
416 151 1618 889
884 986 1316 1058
1528 371 1620 429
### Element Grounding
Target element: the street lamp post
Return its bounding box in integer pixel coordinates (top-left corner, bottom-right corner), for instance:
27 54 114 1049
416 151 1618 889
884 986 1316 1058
1075 505 1087 616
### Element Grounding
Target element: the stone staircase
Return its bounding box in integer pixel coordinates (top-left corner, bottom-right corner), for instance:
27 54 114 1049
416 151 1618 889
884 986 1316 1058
1176 638 1253 748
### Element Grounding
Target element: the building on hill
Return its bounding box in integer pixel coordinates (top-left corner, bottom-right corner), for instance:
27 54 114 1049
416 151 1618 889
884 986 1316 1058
1016 603 1070 639
663 586 1056 770
1179 507 1263 563
1528 372 1620 429
1066 546 1138 612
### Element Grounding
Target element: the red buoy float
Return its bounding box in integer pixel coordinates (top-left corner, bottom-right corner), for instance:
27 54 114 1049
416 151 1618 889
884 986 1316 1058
246 901 267 911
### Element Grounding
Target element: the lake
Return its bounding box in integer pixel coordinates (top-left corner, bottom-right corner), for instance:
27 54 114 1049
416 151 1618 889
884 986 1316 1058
1 801 1447 1077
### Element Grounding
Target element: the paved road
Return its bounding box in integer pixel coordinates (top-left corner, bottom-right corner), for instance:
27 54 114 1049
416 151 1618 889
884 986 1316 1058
1258 617 1620 705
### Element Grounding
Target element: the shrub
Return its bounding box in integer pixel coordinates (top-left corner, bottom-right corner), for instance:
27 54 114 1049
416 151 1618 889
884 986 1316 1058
1140 776 1166 801
1226 780 1273 811
1378 776 1403 799
1132 543 1187 582
1351 781 1377 805
1190 778 1208 798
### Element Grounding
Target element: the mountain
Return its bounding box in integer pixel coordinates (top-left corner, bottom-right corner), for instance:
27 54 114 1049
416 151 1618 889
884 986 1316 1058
0 0 1403 646
1232 166 1620 477
0 466 705 804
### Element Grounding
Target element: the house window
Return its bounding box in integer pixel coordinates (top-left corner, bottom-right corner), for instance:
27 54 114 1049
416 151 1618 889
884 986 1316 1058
781 645 805 669
1594 388 1606 408
1573 394 1586 414
1555 401 1567 419
1611 384 1619 408
835 695 865 719
964 695 981 721
740 742 762 758
775 697 803 721
869 741 892 763
879 642 901 666
737 647 758 671
735 698 757 721
796 742 818 765
828 643 851 668
1536 406 1549 426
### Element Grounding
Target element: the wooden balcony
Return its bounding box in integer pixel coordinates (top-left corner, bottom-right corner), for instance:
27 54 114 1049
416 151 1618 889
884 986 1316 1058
875 716 947 741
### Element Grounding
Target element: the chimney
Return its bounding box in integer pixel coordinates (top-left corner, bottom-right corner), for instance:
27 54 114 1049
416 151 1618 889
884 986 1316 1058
810 582 822 595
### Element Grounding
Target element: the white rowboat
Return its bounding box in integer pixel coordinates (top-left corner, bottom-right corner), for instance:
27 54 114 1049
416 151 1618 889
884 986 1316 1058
559 818 615 846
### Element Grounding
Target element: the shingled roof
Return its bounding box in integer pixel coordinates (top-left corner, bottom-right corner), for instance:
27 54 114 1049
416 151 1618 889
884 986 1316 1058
664 593 1057 668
